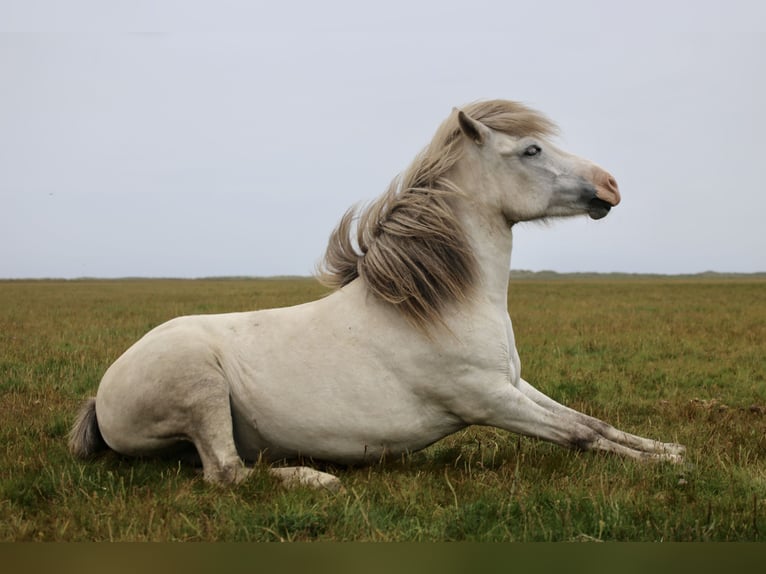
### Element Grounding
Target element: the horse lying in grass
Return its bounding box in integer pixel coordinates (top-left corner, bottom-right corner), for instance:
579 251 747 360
70 100 685 490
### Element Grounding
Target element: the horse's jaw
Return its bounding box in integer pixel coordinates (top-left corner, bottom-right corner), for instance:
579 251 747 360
587 197 613 220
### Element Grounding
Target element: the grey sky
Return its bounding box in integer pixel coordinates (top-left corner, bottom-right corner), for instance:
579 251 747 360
2 0 764 278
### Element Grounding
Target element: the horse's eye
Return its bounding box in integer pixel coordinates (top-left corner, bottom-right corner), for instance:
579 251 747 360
523 145 541 157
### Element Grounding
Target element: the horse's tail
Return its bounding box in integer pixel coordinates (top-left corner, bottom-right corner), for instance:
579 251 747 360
68 397 109 459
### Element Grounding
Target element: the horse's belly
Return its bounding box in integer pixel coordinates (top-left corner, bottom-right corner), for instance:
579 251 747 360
227 372 465 464
233 422 463 464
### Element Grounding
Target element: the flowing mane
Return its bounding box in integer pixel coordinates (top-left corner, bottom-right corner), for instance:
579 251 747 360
317 100 557 330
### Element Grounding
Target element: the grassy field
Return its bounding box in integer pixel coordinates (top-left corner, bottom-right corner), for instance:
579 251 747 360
1 276 764 541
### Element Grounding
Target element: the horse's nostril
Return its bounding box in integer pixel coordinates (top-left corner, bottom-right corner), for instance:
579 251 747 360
598 171 621 205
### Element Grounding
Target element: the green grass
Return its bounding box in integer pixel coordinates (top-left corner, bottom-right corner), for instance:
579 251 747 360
1 277 764 541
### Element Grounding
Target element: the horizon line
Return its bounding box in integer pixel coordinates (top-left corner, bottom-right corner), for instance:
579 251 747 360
1 270 765 282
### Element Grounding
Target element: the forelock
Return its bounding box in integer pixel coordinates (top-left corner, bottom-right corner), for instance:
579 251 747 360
459 99 558 139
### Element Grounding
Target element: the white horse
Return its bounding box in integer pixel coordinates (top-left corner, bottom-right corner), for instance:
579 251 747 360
70 100 684 490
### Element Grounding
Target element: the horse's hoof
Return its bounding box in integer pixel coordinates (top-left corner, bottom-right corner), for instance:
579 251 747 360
272 467 343 492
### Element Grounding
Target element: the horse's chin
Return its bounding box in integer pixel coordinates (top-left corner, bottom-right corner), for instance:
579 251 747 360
587 198 612 220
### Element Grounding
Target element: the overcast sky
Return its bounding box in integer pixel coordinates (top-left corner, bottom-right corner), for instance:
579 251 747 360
2 0 764 278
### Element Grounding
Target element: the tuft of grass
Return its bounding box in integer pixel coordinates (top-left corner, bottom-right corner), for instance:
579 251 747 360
1 277 764 541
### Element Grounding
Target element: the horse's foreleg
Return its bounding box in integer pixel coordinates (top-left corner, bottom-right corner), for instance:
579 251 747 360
472 384 682 463
514 377 685 458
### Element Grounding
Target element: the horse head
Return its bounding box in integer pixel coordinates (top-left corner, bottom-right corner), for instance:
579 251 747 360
455 106 621 225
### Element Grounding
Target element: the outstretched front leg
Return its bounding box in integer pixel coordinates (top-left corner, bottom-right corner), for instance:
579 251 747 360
464 381 683 463
515 377 685 458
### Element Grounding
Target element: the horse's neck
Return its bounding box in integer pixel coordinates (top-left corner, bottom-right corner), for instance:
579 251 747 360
453 195 514 312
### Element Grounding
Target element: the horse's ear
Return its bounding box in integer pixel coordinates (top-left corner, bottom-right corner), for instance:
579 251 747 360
457 109 490 146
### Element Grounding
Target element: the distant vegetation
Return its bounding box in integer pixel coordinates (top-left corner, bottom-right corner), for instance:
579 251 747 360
508 270 766 280
1 277 764 541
